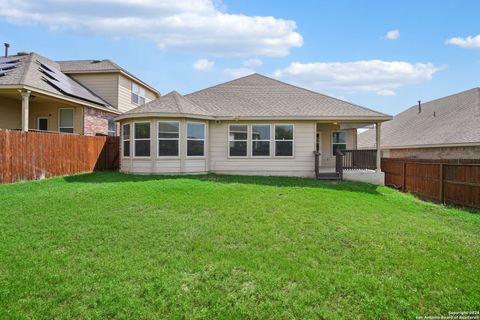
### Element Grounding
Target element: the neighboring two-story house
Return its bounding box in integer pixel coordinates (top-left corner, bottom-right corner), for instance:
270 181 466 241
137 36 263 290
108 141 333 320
0 51 159 135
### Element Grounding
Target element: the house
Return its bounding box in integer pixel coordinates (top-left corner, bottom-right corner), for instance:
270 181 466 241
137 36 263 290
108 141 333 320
358 87 480 159
116 74 392 183
0 51 159 135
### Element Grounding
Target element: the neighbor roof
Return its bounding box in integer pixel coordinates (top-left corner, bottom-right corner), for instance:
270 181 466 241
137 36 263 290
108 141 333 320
358 87 480 149
57 59 160 96
0 53 116 112
117 73 391 121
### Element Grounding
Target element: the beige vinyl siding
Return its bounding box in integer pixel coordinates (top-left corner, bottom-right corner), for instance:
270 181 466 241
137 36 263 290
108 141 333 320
0 96 21 129
118 75 157 113
29 102 83 134
209 120 316 177
120 118 208 174
70 73 119 108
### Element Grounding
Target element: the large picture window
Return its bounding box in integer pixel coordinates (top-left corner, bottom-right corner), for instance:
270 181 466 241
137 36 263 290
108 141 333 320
158 121 179 157
131 83 146 105
187 122 205 157
274 124 294 157
252 124 270 157
228 124 247 157
122 123 130 157
332 131 347 156
59 108 74 133
134 122 150 157
108 116 116 136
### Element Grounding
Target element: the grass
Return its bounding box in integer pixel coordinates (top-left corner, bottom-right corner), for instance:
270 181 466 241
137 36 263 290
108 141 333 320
0 172 479 319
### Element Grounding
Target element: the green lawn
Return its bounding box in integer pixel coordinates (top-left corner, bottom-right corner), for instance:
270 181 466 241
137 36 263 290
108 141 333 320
0 172 479 319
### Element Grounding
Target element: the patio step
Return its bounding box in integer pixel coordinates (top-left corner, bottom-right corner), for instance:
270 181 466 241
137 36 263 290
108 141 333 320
317 172 341 181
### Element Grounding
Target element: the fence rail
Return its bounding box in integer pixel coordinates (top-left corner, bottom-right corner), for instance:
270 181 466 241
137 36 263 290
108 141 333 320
381 158 480 210
0 129 119 184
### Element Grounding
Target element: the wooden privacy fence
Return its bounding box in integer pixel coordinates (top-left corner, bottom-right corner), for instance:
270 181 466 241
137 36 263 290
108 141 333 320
0 129 119 184
342 149 377 170
381 158 480 210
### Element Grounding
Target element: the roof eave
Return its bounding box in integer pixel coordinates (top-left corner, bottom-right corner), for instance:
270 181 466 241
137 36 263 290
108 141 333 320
381 142 480 149
0 84 121 114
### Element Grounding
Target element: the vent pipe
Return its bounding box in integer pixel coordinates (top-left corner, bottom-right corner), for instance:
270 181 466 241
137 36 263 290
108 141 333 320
418 100 421 113
4 43 9 58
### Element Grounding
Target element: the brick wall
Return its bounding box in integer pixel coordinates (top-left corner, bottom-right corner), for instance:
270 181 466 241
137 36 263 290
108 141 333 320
83 107 117 136
386 145 480 159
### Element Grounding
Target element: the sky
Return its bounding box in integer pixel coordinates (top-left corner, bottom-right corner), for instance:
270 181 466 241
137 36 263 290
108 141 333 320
0 0 479 115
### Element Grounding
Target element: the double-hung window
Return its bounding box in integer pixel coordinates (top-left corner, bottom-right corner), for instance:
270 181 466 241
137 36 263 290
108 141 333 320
59 108 74 133
332 131 347 156
187 122 205 157
131 83 146 105
134 122 150 157
252 124 270 156
274 124 294 157
122 123 130 157
158 121 179 157
228 124 248 157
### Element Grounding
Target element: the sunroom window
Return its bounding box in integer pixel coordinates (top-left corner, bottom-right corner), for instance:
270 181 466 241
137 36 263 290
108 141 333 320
122 123 130 157
158 121 179 157
134 122 150 157
229 124 248 157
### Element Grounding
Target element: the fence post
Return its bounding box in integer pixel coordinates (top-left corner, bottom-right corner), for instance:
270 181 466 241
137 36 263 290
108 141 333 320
335 150 343 180
402 161 407 192
313 151 320 179
439 163 444 204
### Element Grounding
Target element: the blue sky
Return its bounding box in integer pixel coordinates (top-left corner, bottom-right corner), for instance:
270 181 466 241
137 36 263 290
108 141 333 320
1 0 479 115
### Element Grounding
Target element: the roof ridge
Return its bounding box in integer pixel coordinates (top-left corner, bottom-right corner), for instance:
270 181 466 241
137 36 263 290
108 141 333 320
170 91 185 113
185 72 257 97
19 53 35 84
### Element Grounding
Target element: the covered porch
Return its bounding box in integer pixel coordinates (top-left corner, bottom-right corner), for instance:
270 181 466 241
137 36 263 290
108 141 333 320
0 89 84 133
314 121 384 185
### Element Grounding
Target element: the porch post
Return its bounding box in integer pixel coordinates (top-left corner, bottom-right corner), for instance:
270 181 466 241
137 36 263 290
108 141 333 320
19 90 31 131
375 122 381 171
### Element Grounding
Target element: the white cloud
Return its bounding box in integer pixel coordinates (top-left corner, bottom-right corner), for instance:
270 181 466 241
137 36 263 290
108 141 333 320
243 58 263 67
376 89 396 97
385 29 400 40
193 58 214 71
273 60 440 96
223 67 255 79
0 0 303 57
446 34 480 48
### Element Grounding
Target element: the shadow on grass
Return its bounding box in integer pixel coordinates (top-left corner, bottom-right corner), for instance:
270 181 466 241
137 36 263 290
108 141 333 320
63 171 381 195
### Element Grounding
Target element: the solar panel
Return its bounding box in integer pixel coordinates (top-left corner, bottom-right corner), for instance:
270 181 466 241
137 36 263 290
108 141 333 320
37 61 108 106
0 57 20 77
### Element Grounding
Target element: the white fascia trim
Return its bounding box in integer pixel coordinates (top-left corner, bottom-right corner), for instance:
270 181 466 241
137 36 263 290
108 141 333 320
382 142 480 149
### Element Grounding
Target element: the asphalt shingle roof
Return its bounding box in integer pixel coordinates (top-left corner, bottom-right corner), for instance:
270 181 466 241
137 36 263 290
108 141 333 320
119 73 390 120
358 87 480 148
0 53 115 111
123 91 211 117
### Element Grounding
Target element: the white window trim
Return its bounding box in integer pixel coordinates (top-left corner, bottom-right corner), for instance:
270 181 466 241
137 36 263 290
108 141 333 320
37 117 48 131
157 120 180 159
274 123 295 158
186 121 206 159
121 123 131 158
133 121 151 159
331 130 348 156
228 124 249 158
58 108 74 134
251 124 272 158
